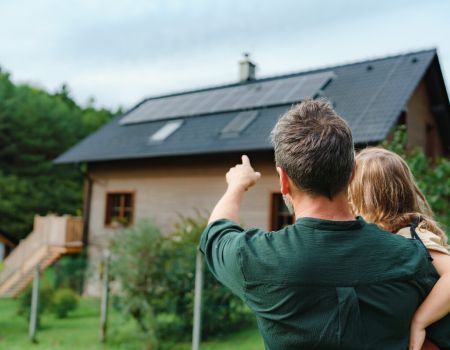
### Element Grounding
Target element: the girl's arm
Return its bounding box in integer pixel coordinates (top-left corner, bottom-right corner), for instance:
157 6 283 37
409 251 450 350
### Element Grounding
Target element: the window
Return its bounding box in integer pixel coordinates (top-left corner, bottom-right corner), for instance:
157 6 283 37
220 111 258 138
270 193 295 230
148 120 183 143
105 192 134 227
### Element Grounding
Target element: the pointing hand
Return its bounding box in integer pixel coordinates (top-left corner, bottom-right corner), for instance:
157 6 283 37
226 155 261 192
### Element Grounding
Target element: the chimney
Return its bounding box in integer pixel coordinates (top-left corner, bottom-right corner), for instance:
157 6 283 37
239 53 256 82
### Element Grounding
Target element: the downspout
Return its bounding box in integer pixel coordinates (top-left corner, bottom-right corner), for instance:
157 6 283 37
81 164 93 248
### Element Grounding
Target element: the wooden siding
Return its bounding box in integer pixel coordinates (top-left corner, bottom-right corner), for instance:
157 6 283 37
406 81 443 156
84 152 280 295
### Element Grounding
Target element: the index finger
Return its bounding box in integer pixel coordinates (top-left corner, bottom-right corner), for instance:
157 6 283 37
241 154 251 166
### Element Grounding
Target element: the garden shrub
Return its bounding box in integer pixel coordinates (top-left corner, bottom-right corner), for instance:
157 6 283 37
109 216 252 348
109 220 163 349
167 216 253 338
17 282 54 327
53 250 87 294
384 126 450 234
52 288 79 318
17 283 79 323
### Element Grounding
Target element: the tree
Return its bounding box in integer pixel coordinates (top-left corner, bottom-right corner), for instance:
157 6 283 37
0 69 115 238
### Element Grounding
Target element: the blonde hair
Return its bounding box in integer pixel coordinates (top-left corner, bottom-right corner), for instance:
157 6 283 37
349 147 447 244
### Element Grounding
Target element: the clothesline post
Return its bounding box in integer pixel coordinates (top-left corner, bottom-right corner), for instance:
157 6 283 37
192 249 204 350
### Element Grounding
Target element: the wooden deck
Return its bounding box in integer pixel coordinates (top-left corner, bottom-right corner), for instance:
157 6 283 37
0 215 83 298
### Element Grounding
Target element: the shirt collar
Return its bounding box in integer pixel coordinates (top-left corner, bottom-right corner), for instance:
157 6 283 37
295 216 366 231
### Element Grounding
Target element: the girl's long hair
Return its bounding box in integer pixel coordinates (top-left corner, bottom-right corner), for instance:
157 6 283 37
349 147 447 244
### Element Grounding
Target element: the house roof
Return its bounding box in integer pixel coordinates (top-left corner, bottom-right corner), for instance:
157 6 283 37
55 49 447 164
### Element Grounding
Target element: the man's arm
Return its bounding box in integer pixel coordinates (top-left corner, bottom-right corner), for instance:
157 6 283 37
199 155 260 297
208 155 261 224
199 155 261 298
409 251 450 350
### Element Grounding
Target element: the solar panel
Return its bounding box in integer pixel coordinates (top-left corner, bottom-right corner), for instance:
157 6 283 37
263 78 301 105
166 94 191 117
189 89 220 114
120 71 334 125
211 86 246 112
232 84 266 109
220 111 259 138
148 120 183 143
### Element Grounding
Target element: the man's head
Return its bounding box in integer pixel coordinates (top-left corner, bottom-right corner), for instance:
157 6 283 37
270 99 354 200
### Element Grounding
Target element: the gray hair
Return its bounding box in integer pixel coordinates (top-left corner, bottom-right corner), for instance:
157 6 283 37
270 99 355 199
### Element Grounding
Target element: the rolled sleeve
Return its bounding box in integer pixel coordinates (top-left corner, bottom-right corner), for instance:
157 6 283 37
199 219 246 299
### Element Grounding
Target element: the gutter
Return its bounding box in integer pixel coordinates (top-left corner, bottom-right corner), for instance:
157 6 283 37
82 166 93 248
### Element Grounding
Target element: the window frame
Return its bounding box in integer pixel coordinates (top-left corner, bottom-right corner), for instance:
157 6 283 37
104 191 135 228
425 122 437 158
269 192 295 231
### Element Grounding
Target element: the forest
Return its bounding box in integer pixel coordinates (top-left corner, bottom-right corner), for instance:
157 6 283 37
0 67 116 239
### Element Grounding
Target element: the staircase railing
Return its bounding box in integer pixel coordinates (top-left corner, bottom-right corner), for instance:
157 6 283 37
0 215 83 287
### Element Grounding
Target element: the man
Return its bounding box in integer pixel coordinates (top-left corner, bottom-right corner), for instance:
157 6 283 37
199 99 450 349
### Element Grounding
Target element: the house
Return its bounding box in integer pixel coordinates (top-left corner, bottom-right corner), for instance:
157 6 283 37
55 49 450 294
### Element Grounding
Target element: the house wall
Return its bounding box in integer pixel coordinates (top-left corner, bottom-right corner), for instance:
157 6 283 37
406 80 443 155
84 152 280 295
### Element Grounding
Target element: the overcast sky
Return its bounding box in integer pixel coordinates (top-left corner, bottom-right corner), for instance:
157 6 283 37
0 0 449 110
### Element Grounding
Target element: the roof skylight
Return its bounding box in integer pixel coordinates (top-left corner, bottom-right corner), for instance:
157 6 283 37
220 111 258 138
148 120 183 143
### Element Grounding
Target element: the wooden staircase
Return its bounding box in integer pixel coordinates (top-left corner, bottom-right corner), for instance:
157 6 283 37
0 215 83 298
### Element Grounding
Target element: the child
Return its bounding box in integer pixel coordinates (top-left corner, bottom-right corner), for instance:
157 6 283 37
348 147 450 350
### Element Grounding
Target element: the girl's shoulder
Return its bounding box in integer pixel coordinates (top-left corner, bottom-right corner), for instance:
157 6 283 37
396 227 450 255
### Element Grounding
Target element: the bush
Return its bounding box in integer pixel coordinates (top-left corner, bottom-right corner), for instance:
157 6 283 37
18 283 79 322
53 250 87 294
17 282 54 327
52 288 79 318
109 220 163 349
109 216 252 348
384 126 450 234
162 216 253 339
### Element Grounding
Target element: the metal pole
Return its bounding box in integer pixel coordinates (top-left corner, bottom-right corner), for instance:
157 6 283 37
100 253 110 343
192 250 204 350
29 263 40 343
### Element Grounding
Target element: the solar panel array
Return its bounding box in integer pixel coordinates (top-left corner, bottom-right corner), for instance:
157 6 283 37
120 71 334 125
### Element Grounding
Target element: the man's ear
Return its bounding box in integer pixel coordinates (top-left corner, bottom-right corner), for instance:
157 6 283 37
276 167 290 195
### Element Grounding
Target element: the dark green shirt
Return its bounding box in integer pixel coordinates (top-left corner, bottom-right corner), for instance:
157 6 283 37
200 217 450 350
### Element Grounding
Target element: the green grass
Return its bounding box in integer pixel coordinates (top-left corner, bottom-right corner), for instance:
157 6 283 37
173 327 264 350
0 297 264 350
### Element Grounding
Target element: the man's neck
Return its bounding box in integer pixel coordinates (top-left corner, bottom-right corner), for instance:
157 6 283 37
292 191 355 221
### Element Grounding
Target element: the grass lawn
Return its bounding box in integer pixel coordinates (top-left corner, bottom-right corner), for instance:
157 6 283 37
0 297 264 350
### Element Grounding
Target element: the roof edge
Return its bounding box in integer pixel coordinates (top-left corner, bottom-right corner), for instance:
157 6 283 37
133 48 438 103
